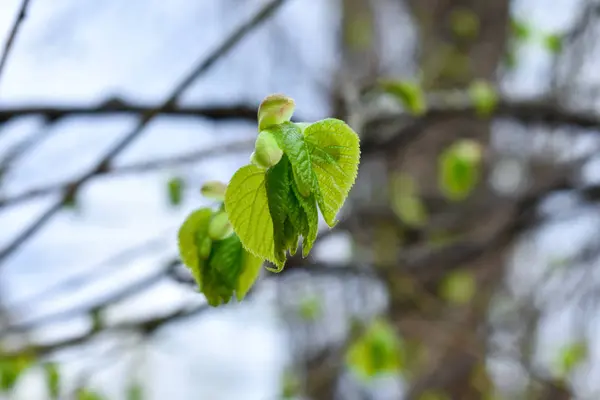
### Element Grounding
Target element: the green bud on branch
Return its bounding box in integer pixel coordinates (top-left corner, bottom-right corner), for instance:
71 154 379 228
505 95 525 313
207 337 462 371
257 94 295 131
208 211 234 240
250 130 283 168
201 181 228 201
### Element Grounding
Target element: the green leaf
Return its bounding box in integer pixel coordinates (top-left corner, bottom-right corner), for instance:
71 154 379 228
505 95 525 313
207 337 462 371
468 80 498 116
439 140 482 201
440 270 476 305
127 383 143 400
167 177 184 207
265 156 292 268
203 234 244 306
510 18 531 41
450 8 480 39
267 122 314 197
346 319 404 381
76 388 104 400
390 173 428 228
304 118 360 227
44 362 60 399
285 168 309 255
298 295 322 321
379 80 426 115
235 249 263 301
251 130 283 169
0 356 30 393
224 164 276 264
178 208 213 285
257 94 295 131
544 33 563 54
291 180 318 257
200 181 227 201
283 219 300 256
556 341 587 377
281 370 301 399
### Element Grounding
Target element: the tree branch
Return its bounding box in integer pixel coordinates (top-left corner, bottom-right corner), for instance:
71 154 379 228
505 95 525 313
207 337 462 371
0 101 258 124
0 0 31 87
0 0 287 267
0 139 253 209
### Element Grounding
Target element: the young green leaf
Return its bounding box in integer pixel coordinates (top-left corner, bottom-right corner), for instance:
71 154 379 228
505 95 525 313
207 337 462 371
126 383 143 400
439 140 482 201
510 18 531 41
225 164 276 264
257 94 295 131
450 8 480 39
304 118 361 227
235 249 263 301
440 270 476 305
267 122 314 197
167 177 184 207
291 180 319 257
468 80 498 116
0 354 32 393
556 341 587 377
204 234 244 306
298 295 322 321
346 319 404 380
177 208 213 285
76 388 104 400
265 156 292 267
379 80 426 115
544 33 563 54
44 362 60 399
390 173 428 228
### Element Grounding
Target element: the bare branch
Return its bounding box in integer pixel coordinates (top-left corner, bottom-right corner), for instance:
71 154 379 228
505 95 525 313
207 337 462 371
0 0 287 266
0 0 32 87
0 102 258 124
3 302 213 358
1 259 178 336
0 139 252 209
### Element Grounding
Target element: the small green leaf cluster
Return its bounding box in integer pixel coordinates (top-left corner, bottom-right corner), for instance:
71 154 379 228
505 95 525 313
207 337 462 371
439 139 482 201
555 341 588 378
346 318 405 380
178 202 263 306
224 94 361 271
177 94 360 305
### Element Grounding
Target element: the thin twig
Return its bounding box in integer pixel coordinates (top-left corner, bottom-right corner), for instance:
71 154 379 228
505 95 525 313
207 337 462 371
0 0 287 266
1 259 179 335
3 302 213 358
0 102 258 124
0 139 253 209
0 0 31 88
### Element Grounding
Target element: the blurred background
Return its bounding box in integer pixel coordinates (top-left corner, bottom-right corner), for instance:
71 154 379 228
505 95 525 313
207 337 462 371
1 0 600 399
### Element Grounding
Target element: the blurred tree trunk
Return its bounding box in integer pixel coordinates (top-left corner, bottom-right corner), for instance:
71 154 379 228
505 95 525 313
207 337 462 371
385 1 511 399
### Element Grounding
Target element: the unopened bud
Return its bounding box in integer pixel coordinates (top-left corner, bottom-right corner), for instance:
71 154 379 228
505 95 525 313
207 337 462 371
257 94 295 131
208 212 234 240
201 180 227 201
251 130 283 168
